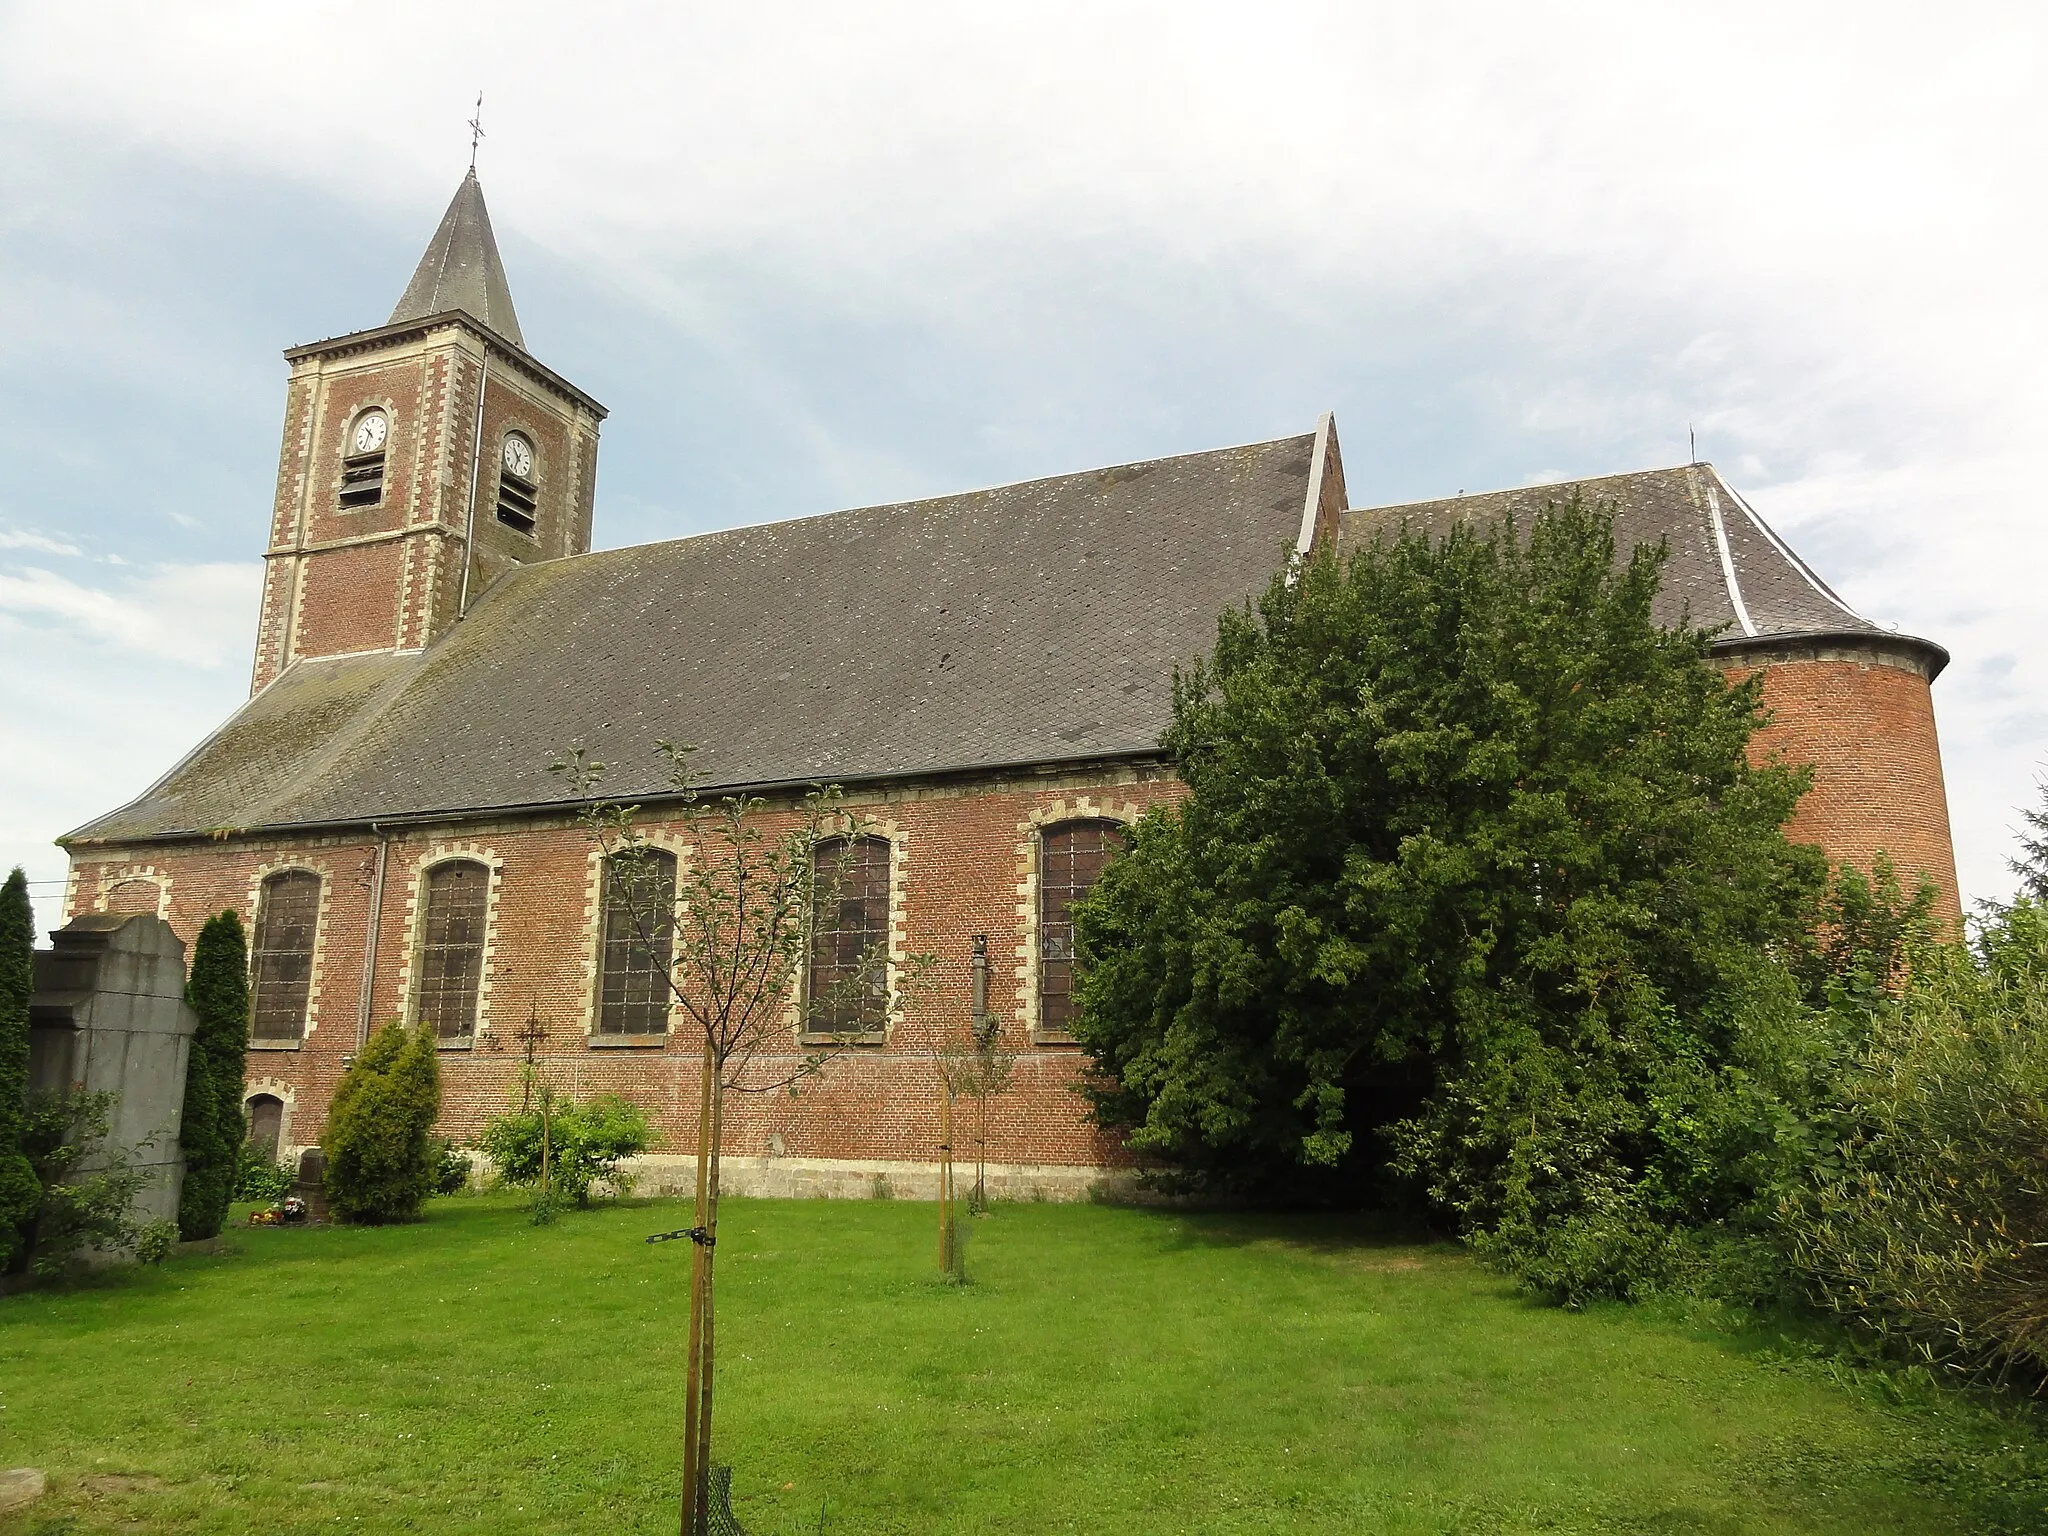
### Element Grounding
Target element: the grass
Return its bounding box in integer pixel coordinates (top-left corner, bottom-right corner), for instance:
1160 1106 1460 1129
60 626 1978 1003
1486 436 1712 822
3 1194 2046 1535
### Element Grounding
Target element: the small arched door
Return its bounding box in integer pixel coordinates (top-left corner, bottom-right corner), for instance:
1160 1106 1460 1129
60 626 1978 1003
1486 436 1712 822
245 1094 285 1160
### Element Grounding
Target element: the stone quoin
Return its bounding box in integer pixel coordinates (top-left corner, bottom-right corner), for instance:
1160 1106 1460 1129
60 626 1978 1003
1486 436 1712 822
57 171 1960 1195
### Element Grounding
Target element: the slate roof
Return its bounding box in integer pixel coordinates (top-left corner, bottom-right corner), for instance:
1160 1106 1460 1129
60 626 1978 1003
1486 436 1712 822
68 434 1316 845
388 169 524 347
1338 463 1940 663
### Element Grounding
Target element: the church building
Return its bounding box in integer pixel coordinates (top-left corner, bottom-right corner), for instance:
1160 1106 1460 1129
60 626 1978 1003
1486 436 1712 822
56 172 1960 1196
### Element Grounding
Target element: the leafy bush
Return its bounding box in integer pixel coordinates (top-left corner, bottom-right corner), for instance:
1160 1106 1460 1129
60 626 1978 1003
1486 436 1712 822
135 1219 179 1264
1449 857 1944 1306
1777 900 2048 1389
434 1140 472 1196
234 1143 294 1202
18 1089 148 1275
178 910 251 1240
478 1093 652 1211
322 1023 441 1223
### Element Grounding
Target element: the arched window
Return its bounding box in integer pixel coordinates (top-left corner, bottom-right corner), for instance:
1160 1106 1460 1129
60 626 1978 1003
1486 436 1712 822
250 870 321 1044
1037 820 1127 1040
806 835 892 1038
245 1094 285 1160
415 860 489 1043
103 878 162 916
596 848 677 1037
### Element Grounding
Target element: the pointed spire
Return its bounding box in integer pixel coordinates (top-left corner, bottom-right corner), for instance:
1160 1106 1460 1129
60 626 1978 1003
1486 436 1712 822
389 169 524 348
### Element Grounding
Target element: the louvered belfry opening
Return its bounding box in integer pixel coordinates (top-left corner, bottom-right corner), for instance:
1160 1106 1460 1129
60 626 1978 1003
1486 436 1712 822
416 860 489 1043
496 435 538 534
251 869 321 1044
807 835 892 1038
597 848 678 1037
338 449 385 510
1037 821 1127 1039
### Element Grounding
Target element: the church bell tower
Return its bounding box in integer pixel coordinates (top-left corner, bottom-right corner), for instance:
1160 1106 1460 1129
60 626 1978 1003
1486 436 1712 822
249 170 607 694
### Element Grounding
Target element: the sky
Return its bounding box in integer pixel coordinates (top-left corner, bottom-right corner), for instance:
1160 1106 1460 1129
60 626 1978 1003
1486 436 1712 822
1 2 2043 936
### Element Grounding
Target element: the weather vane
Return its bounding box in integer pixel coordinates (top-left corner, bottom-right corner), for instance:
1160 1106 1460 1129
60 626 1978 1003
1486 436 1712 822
468 92 485 172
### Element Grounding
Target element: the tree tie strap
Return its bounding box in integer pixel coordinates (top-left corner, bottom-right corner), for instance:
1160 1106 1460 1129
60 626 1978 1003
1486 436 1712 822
646 1226 714 1247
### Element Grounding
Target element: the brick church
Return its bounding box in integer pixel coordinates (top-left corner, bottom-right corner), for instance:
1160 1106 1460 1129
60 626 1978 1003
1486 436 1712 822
57 172 1959 1196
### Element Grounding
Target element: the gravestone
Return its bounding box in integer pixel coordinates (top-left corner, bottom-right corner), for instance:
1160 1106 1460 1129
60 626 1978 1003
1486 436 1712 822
28 913 199 1246
292 1146 330 1222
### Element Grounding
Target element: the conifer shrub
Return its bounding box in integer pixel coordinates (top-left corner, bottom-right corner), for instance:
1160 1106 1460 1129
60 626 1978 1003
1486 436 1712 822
0 868 40 1269
178 910 251 1240
479 1093 652 1211
322 1023 441 1223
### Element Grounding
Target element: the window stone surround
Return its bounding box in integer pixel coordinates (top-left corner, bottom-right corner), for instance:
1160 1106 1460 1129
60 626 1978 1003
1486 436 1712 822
245 857 334 1050
577 831 692 1045
394 841 506 1048
87 864 172 921
1013 797 1143 1044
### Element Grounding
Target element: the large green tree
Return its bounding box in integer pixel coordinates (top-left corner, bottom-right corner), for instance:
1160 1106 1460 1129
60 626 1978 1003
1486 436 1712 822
1071 498 1825 1238
0 869 41 1267
178 910 251 1240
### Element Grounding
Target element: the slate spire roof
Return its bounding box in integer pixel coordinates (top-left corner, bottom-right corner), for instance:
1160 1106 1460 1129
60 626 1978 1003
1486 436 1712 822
388 169 524 347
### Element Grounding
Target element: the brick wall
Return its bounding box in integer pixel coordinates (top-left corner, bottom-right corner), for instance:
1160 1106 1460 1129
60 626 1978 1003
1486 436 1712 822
1723 642 1961 923
62 764 1184 1174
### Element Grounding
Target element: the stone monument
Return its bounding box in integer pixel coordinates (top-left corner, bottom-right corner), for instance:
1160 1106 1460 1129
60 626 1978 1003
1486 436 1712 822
28 913 198 1244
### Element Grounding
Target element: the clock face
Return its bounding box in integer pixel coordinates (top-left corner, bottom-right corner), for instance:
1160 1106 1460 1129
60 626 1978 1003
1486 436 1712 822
502 434 534 479
351 412 388 455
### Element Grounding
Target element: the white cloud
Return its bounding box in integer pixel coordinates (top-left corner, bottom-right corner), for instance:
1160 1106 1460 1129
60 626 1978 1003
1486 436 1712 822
0 557 259 933
0 529 83 556
0 560 259 668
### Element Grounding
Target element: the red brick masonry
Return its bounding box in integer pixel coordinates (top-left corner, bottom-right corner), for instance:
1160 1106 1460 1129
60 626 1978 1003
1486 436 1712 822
65 768 1184 1180
1724 639 1960 924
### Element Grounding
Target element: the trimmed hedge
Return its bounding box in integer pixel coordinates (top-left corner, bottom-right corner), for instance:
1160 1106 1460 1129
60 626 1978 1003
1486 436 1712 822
323 1023 440 1223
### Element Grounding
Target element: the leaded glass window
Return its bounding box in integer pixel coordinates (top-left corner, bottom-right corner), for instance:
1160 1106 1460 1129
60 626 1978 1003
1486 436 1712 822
415 860 488 1043
250 870 320 1044
1037 820 1125 1039
597 848 677 1037
806 835 892 1038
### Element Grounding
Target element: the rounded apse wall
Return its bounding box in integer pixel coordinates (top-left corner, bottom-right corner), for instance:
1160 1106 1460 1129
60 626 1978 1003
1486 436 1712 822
1717 634 1961 925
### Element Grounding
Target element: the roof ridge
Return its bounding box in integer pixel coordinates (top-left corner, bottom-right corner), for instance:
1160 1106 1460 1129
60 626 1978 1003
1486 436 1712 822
1348 462 1703 516
492 430 1320 575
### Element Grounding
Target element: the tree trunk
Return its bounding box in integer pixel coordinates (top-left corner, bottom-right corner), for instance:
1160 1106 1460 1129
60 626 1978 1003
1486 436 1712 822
692 1067 726 1532
679 1049 716 1536
938 1083 955 1277
974 1090 988 1213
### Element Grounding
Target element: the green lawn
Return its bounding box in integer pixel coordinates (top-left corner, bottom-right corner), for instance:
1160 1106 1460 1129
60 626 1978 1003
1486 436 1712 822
2 1194 2045 1535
